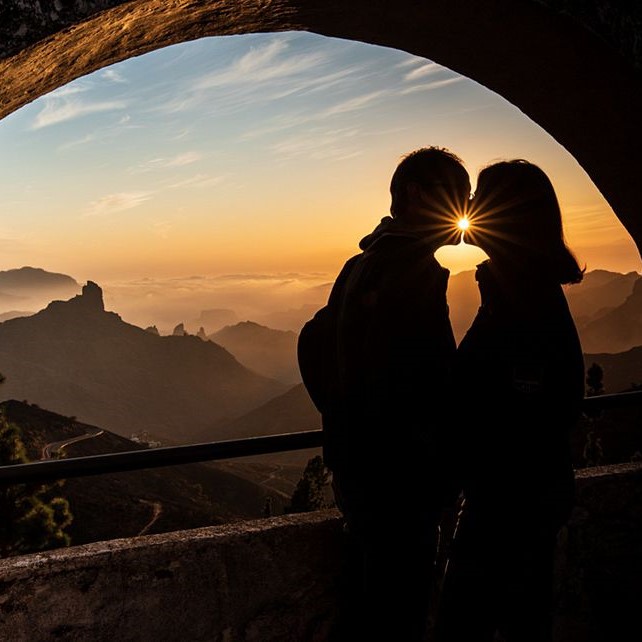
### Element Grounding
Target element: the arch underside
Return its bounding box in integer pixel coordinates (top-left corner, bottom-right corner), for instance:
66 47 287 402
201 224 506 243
1 0 640 258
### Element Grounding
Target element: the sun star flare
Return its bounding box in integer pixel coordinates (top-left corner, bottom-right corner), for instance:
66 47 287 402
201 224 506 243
457 217 471 231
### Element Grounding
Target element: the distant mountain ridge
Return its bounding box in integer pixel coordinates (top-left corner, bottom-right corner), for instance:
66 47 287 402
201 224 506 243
210 321 301 384
0 266 80 317
0 282 286 443
0 266 79 292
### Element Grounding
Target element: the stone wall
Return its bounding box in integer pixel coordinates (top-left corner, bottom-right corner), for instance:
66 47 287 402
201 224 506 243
0 510 344 642
0 464 640 641
555 462 642 642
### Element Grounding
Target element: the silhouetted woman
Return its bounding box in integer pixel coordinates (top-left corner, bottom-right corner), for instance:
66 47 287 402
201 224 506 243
436 160 585 642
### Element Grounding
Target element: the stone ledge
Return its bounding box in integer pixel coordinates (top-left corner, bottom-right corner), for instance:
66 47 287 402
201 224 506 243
0 510 344 642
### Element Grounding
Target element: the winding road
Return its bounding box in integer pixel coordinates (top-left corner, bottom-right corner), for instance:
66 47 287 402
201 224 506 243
40 427 164 537
41 427 105 460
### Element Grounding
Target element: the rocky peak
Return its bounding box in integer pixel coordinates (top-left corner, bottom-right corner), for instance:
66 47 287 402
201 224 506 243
80 281 104 311
45 280 105 315
173 323 186 336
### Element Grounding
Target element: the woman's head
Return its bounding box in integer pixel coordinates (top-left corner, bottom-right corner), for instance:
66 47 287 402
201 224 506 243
469 160 583 284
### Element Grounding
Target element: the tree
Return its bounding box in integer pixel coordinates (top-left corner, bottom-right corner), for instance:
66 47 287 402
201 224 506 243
586 362 604 397
286 456 332 514
0 408 73 557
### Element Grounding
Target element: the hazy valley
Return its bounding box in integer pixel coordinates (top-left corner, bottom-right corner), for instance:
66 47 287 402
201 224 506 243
1 400 289 546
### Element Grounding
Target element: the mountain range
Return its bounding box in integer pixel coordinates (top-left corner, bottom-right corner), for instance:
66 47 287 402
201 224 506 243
0 282 286 444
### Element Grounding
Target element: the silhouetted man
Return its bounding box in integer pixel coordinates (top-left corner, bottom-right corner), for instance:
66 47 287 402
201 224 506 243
298 147 470 641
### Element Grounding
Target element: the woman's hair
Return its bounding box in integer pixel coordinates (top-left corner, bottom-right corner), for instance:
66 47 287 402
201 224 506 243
473 160 584 284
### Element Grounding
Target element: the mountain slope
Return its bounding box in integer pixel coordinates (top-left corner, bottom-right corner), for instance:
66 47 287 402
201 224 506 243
0 400 287 545
210 321 300 384
0 282 286 443
583 347 642 394
203 383 322 466
205 383 321 441
579 278 642 353
565 270 638 322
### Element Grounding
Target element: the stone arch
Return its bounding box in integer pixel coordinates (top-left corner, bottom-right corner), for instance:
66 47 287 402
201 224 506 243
1 0 641 257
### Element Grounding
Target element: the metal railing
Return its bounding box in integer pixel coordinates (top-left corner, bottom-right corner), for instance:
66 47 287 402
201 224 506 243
0 390 640 485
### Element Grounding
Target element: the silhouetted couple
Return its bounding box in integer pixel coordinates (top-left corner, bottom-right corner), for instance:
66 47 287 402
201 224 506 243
298 147 584 641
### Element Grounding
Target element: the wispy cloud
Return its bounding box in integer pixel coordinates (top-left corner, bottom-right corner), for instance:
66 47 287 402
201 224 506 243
167 174 227 189
32 96 127 129
245 66 366 104
49 84 90 98
212 272 330 283
57 114 141 152
240 113 315 140
404 62 441 82
400 77 464 95
157 36 337 116
57 134 97 152
271 128 361 161
172 128 192 141
102 69 127 83
323 90 388 117
395 56 429 69
83 192 153 217
563 204 623 237
194 38 325 90
130 151 203 173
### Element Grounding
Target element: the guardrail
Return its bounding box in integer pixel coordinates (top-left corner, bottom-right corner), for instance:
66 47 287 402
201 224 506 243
0 390 640 485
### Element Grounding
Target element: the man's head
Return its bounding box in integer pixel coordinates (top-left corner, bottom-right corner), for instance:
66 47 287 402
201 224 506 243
390 147 470 237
